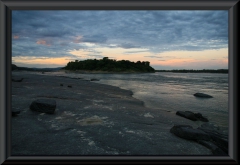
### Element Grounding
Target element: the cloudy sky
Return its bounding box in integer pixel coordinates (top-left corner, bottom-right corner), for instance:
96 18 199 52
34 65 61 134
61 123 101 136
12 10 228 69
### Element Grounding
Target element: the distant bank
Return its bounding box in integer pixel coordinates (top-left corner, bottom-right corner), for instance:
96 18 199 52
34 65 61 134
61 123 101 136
12 64 228 74
11 64 63 72
155 69 228 74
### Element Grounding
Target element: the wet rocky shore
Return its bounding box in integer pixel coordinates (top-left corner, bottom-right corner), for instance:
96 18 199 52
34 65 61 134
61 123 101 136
11 71 227 156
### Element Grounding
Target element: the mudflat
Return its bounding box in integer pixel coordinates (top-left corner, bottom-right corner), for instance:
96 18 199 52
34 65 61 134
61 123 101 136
11 71 212 155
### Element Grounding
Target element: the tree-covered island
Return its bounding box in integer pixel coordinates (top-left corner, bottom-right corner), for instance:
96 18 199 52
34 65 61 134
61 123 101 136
64 57 155 73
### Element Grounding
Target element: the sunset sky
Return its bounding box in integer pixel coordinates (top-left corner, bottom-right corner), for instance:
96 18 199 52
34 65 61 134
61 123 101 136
12 10 228 70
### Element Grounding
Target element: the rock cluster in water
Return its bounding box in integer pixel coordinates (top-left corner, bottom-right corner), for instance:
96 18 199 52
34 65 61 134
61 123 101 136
172 109 227 155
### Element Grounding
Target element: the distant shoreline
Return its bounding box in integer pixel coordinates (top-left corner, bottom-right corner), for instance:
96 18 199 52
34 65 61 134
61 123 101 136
62 69 155 74
12 64 228 74
155 69 228 74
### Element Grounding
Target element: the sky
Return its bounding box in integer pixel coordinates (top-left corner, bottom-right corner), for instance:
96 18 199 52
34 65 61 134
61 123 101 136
12 10 228 70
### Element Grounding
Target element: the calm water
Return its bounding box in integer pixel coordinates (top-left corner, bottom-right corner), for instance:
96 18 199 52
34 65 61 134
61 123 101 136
47 71 229 131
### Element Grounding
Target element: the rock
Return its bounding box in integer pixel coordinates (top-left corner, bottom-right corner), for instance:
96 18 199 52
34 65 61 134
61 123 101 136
170 125 211 141
170 124 228 155
194 93 213 98
199 122 220 131
176 111 197 121
60 84 63 86
30 99 56 114
176 111 208 122
12 78 24 82
12 110 21 116
198 140 227 155
70 77 83 80
90 78 100 81
193 112 209 122
67 85 72 88
198 124 228 153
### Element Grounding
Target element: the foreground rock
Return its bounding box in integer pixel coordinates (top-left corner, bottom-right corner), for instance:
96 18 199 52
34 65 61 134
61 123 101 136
30 99 56 114
198 123 228 154
170 124 228 155
176 111 209 122
198 140 226 155
12 110 21 116
170 125 211 141
12 78 24 82
194 93 213 98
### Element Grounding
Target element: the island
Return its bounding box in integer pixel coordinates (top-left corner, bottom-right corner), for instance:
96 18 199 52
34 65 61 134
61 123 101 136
63 57 155 73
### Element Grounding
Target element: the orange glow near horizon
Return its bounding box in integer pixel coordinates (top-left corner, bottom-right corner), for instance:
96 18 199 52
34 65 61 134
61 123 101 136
12 47 228 69
145 48 228 69
12 56 71 67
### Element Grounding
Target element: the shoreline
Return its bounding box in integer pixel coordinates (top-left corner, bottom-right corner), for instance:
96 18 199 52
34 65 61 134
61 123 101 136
61 69 155 74
11 71 214 155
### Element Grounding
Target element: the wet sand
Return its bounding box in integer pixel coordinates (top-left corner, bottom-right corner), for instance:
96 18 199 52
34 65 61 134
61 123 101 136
11 71 212 155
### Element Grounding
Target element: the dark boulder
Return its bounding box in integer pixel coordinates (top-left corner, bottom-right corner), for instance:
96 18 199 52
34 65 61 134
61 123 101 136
12 110 21 116
176 111 197 121
12 64 18 70
198 124 228 153
194 93 213 98
30 99 56 114
90 78 100 81
12 78 24 82
170 125 211 141
67 85 72 88
194 112 209 122
170 124 228 155
198 140 227 155
176 111 208 122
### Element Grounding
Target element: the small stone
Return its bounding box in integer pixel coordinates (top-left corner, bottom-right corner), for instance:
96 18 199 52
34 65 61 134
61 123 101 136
12 110 20 116
30 99 56 114
60 84 63 86
194 93 213 98
90 78 100 81
67 85 72 88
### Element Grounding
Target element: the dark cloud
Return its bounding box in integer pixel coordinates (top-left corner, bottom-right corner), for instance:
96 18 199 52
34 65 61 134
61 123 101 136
118 43 141 49
144 56 163 58
81 35 107 44
124 50 149 54
12 10 228 59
